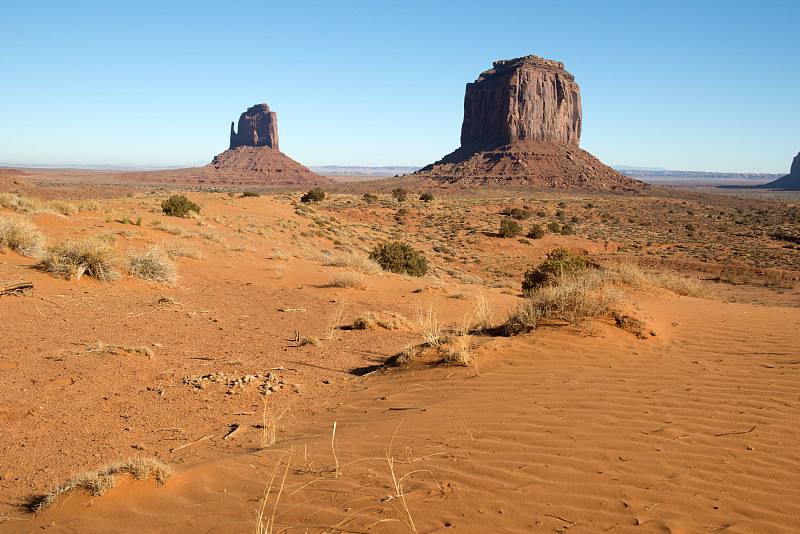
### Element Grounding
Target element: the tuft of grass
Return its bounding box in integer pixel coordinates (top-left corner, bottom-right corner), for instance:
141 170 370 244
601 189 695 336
0 215 45 258
384 344 417 366
0 193 41 213
31 457 171 512
327 270 366 289
416 305 443 348
352 311 412 330
127 247 177 284
151 220 185 236
164 240 202 260
322 251 382 275
260 397 288 449
37 234 120 281
47 199 78 216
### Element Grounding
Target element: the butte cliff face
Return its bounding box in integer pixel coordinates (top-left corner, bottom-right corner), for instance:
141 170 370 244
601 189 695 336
416 54 644 191
203 104 330 186
229 104 279 150
461 55 582 151
757 151 800 190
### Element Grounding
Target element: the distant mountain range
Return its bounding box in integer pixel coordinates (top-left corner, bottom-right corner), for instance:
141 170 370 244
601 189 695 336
612 166 782 182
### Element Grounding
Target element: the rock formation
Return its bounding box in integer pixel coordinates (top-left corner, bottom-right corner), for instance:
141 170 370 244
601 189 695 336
229 104 279 150
461 55 582 151
757 151 800 190
415 54 645 191
203 104 330 186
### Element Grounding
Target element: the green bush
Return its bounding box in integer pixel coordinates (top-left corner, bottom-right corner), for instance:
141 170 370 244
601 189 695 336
502 207 532 220
301 188 326 203
560 224 574 235
241 191 260 197
369 241 428 276
527 224 545 239
363 193 379 203
499 218 522 238
521 248 587 292
547 222 561 233
419 192 434 202
161 195 200 218
391 188 408 202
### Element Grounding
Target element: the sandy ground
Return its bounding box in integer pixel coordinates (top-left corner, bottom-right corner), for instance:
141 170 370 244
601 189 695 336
1 187 799 532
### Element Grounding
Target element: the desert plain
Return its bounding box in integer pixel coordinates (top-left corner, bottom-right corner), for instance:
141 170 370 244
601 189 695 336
1 168 799 533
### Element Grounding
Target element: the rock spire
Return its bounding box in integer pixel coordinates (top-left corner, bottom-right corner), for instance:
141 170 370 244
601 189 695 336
229 104 279 150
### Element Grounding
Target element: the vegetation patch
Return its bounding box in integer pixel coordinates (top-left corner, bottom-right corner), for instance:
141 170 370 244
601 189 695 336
522 248 587 292
127 247 177 284
37 234 120 281
0 215 45 257
369 241 428 276
300 188 326 203
161 194 200 217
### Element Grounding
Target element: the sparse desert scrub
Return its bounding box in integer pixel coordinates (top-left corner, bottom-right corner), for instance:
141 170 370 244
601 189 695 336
0 215 45 257
384 344 418 366
151 220 185 235
369 241 428 277
651 272 717 299
417 305 443 347
499 217 522 238
31 457 171 512
127 247 177 284
322 251 382 275
352 311 412 330
0 192 42 213
327 269 366 289
37 234 120 281
161 194 200 217
47 199 78 216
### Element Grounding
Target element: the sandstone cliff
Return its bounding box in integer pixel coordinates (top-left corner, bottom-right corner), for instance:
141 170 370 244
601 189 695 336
461 55 582 151
229 104 279 150
415 54 644 191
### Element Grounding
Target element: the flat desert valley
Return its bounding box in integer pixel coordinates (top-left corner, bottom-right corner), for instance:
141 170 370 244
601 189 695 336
1 169 799 533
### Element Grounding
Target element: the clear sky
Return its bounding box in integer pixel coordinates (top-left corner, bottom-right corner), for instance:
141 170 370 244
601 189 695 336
1 0 797 173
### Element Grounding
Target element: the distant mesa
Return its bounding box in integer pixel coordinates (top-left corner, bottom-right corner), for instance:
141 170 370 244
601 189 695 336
415 54 645 191
757 151 800 190
205 104 330 186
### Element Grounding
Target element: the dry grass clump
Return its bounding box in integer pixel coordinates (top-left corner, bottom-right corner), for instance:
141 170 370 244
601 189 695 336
384 345 418 366
164 240 202 260
55 341 154 360
417 305 443 347
322 251 382 275
503 270 625 334
0 215 45 257
151 220 185 236
0 193 41 213
327 269 366 289
36 234 120 281
651 272 717 299
445 331 473 367
47 199 78 216
352 311 412 330
127 247 177 284
31 457 171 512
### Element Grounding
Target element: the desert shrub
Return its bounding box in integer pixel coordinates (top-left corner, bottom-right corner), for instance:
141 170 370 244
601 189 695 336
501 207 532 220
127 247 176 284
363 193 379 203
300 188 326 203
527 224 545 239
161 194 200 217
522 248 587 292
499 218 522 238
165 241 202 260
241 191 260 197
37 234 120 281
391 188 408 202
547 222 561 233
685 223 696 232
0 193 41 213
419 192 434 202
0 215 45 257
560 224 574 235
558 202 567 208
369 241 428 276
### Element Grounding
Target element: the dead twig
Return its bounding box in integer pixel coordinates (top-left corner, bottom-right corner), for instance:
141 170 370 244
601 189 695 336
715 425 756 437
170 433 213 452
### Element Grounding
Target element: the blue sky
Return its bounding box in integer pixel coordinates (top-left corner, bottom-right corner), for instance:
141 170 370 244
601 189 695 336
1 1 797 173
